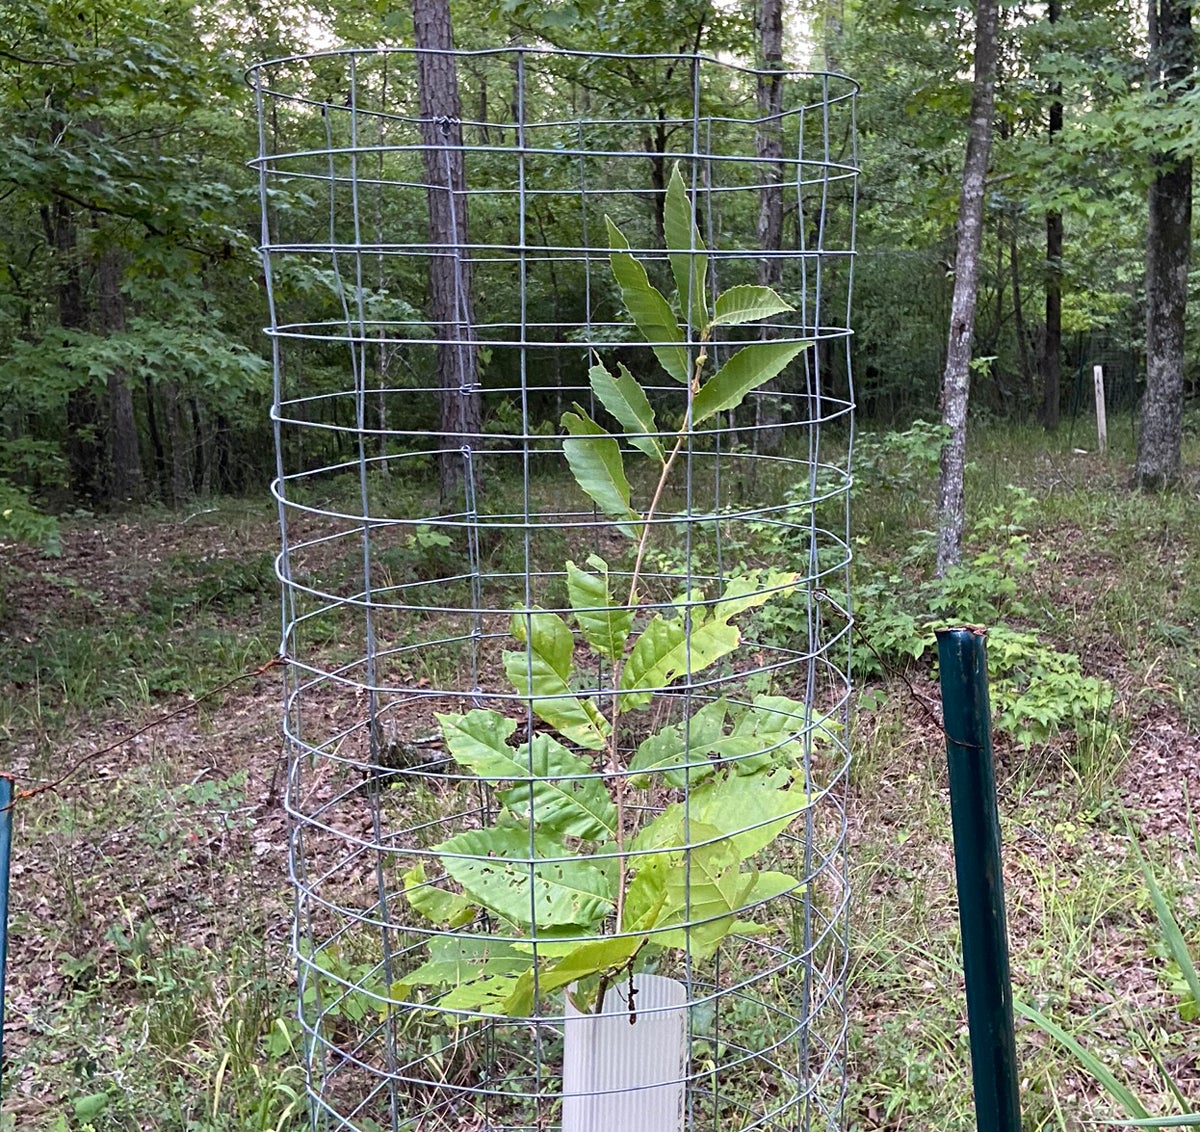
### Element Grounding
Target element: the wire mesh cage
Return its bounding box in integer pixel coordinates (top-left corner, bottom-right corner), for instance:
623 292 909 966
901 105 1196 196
252 46 857 1132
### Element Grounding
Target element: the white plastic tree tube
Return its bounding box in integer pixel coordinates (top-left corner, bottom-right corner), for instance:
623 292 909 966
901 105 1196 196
562 974 688 1132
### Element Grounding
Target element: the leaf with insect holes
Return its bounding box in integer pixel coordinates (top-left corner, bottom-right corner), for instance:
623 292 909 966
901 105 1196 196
587 361 663 462
561 406 641 536
436 827 615 930
691 340 807 424
404 933 531 989
628 698 728 787
504 611 610 750
566 555 633 660
498 735 618 842
664 164 708 326
711 284 794 327
606 217 690 383
652 831 756 958
437 709 616 840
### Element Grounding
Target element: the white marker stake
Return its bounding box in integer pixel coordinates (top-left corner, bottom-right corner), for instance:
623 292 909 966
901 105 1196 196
1093 365 1107 454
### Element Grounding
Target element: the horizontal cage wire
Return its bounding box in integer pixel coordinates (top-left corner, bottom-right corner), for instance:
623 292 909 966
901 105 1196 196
252 46 857 1132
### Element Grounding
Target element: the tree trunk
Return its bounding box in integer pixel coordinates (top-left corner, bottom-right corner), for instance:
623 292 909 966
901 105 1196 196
1136 0 1193 490
1040 0 1064 430
98 247 145 504
165 381 193 507
935 0 999 576
45 200 103 502
411 0 481 507
1009 222 1035 399
753 0 786 455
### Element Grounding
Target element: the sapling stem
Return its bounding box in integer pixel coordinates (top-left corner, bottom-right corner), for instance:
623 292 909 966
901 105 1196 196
609 340 708 937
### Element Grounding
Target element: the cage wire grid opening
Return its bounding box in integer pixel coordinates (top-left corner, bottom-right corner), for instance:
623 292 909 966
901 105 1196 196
252 46 857 1132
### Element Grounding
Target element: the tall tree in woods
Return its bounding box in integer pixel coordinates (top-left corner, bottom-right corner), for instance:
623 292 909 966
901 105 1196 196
1135 0 1193 490
411 0 482 505
935 0 1000 576
754 0 786 453
1041 0 1064 431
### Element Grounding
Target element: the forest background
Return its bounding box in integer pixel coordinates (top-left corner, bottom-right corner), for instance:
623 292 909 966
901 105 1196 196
2 0 1200 1130
1 0 1196 535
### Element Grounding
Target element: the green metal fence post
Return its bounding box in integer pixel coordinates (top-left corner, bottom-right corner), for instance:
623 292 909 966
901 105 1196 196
936 627 1022 1132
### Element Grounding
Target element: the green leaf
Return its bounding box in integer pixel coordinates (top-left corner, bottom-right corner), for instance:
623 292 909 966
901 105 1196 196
74 1094 110 1121
711 284 795 327
405 934 531 989
628 698 727 787
402 862 474 926
504 613 610 750
691 340 808 424
561 407 640 535
605 217 690 383
618 614 688 709
436 827 615 929
438 709 616 839
1014 1000 1150 1120
498 734 618 841
1133 837 1200 1018
622 855 669 932
587 361 663 462
654 832 755 958
566 555 634 660
740 869 803 906
619 574 797 710
663 165 708 326
688 767 806 858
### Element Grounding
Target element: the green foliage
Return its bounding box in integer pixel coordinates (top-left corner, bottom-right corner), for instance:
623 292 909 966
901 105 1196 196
1018 819 1200 1126
403 168 812 1016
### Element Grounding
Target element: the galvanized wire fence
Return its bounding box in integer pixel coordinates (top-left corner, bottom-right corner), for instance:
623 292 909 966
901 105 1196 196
252 46 857 1132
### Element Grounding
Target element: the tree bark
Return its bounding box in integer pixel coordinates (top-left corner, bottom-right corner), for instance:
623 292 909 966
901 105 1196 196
1136 0 1193 490
411 0 481 507
165 381 193 507
1010 223 1035 399
45 200 103 502
935 0 999 576
753 0 787 455
1040 0 1064 430
98 246 145 504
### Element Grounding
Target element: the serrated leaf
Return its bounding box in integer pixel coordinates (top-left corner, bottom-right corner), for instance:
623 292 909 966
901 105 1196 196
588 361 663 462
561 407 640 536
711 284 794 327
438 709 616 839
436 827 615 929
654 832 755 958
402 861 474 926
618 615 687 709
688 768 806 858
505 612 610 750
405 934 530 989
605 216 690 383
498 734 618 841
691 339 807 424
566 555 633 660
628 699 727 787
664 165 708 326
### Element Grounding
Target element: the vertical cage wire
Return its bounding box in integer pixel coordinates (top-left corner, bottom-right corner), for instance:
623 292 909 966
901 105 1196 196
252 46 857 1132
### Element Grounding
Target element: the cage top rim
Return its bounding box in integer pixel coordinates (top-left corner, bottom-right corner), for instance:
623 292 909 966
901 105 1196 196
246 46 860 92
